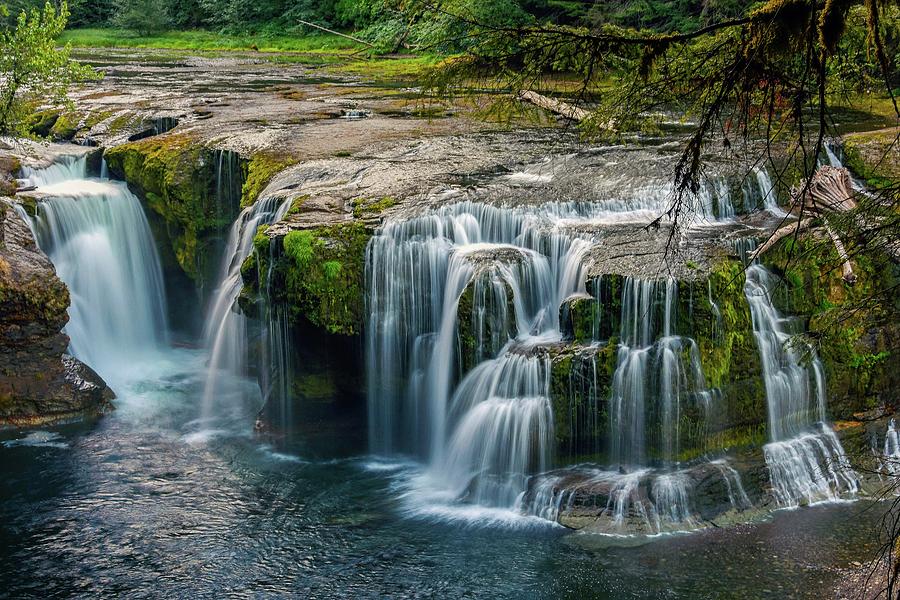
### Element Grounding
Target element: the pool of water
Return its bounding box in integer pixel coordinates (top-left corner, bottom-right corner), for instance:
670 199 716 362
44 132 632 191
0 348 889 599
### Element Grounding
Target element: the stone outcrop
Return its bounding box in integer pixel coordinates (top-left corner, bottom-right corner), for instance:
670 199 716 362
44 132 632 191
0 200 113 427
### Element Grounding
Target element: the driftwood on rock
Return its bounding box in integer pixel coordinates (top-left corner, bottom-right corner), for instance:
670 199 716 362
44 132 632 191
517 90 589 122
751 165 858 283
748 217 817 260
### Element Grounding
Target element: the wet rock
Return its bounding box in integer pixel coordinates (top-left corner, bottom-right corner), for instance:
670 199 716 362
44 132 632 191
0 200 114 427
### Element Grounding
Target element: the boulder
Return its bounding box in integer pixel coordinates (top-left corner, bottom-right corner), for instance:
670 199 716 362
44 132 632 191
0 200 113 427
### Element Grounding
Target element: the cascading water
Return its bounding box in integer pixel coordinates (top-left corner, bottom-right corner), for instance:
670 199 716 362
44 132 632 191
744 264 858 507
201 195 290 417
739 166 784 215
366 184 748 526
880 419 900 476
522 276 724 533
22 155 169 386
367 200 598 514
608 277 716 468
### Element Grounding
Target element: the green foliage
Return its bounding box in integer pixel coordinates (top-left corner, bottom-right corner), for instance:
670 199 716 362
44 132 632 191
112 0 171 36
59 28 361 52
0 2 98 137
588 0 753 33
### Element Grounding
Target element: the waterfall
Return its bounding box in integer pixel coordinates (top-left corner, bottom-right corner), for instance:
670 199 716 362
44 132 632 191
367 201 593 511
22 155 88 187
22 155 168 385
739 166 783 215
366 192 742 525
609 278 713 468
201 196 290 417
881 420 900 476
214 149 242 224
744 264 858 506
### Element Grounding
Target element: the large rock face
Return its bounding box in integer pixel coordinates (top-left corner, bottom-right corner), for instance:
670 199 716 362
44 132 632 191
0 200 113 427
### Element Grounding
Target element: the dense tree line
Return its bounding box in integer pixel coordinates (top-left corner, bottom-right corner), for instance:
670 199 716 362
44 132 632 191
3 0 759 42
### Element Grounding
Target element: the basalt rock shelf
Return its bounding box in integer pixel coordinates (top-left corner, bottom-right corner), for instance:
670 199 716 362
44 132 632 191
2 129 897 538
0 47 896 541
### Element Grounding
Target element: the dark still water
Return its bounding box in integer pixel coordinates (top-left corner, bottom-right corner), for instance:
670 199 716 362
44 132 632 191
0 349 888 599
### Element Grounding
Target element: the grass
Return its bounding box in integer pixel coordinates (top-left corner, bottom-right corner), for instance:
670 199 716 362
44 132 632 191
58 28 364 53
58 28 442 80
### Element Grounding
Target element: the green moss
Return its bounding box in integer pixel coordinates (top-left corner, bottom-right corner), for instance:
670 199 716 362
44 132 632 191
682 260 765 437
294 373 337 400
106 112 139 135
842 130 900 190
286 195 310 216
276 222 370 335
456 273 516 373
352 196 399 218
49 111 79 140
549 344 618 464
104 134 224 281
27 109 60 138
564 295 598 344
763 235 900 417
241 154 296 208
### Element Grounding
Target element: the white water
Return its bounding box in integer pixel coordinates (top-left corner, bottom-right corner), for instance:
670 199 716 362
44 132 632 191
609 277 714 469
201 195 290 417
367 201 597 516
365 191 743 527
23 155 168 386
744 264 858 506
880 419 900 477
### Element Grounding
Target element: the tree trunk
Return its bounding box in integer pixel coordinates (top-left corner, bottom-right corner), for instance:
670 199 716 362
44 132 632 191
517 90 589 122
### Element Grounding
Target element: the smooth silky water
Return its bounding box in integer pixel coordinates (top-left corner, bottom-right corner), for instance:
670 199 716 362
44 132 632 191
0 153 890 598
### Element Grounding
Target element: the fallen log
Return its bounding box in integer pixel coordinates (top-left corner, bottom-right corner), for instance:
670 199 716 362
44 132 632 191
517 90 589 122
792 165 857 213
748 217 817 262
297 20 375 48
823 220 856 284
753 165 859 283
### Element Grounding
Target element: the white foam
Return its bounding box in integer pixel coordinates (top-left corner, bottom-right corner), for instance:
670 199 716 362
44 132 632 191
2 431 68 449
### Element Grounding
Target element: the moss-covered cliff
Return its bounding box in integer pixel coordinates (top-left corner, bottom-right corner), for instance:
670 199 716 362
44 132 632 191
546 262 769 465
104 135 225 283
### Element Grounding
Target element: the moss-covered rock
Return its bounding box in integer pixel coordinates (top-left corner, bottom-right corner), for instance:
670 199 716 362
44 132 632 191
842 128 900 189
0 201 113 427
550 344 617 464
26 110 61 138
104 135 236 284
352 196 399 219
0 156 20 197
763 234 900 417
241 154 297 209
548 261 771 463
49 111 80 141
254 222 370 336
457 271 517 373
681 259 766 441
